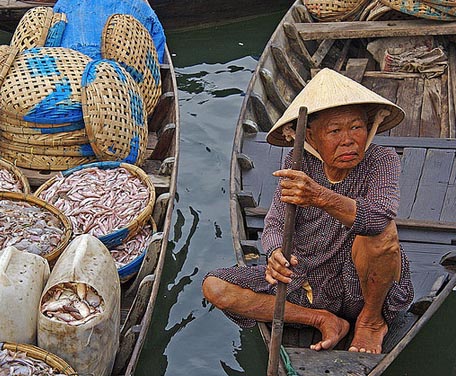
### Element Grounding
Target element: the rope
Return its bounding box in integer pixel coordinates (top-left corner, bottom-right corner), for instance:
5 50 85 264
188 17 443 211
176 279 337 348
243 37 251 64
280 345 299 376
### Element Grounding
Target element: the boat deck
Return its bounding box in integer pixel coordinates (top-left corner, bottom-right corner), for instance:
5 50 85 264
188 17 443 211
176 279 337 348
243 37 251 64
236 131 456 373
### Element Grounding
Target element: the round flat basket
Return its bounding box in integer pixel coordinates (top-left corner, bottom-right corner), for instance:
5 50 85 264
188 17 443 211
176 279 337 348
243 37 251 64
0 112 87 132
115 217 157 283
0 136 95 157
0 191 72 263
9 7 54 52
1 342 76 375
82 59 148 165
35 161 156 249
0 147 96 171
102 14 162 114
0 47 90 125
0 157 31 193
0 45 19 88
1 128 89 147
304 0 370 21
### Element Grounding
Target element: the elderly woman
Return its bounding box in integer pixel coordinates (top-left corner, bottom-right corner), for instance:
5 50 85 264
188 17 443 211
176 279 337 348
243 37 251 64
203 68 414 354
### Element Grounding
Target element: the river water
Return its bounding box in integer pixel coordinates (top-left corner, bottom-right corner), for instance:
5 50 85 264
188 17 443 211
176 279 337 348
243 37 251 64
2 9 456 376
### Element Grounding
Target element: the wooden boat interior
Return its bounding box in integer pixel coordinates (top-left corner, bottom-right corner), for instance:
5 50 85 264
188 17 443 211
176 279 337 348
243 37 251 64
230 3 456 374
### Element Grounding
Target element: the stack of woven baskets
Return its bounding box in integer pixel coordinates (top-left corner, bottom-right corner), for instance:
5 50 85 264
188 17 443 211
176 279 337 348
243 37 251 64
0 7 162 172
304 0 371 21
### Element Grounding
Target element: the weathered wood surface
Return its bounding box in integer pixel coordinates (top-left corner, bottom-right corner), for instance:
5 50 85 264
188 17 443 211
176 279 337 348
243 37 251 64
295 20 456 41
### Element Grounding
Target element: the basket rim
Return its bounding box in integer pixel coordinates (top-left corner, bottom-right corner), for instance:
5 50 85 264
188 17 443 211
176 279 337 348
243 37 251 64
0 157 31 194
34 161 156 247
0 191 73 262
1 342 76 374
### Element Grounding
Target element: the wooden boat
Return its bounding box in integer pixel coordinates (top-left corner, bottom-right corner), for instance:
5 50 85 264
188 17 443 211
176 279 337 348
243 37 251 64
230 1 456 375
0 0 294 32
0 5 179 376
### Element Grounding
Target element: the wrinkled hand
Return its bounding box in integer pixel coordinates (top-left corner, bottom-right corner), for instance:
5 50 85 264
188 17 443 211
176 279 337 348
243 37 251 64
265 248 298 285
273 169 325 208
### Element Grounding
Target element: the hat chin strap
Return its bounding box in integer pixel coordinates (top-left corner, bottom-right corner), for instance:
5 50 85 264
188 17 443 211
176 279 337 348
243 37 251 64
303 108 391 162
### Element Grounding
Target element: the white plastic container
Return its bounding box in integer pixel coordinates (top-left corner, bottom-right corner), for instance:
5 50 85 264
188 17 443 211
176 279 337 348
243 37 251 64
0 246 50 344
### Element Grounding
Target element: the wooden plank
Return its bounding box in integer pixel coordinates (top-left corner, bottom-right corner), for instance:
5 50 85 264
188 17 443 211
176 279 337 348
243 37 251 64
345 58 368 83
270 44 306 92
448 43 456 138
397 148 426 219
295 20 456 41
420 77 443 138
259 68 288 113
391 77 424 137
374 135 456 149
441 156 456 222
283 22 317 69
362 76 399 109
148 91 175 132
150 122 175 160
410 149 455 221
285 347 383 376
249 93 274 131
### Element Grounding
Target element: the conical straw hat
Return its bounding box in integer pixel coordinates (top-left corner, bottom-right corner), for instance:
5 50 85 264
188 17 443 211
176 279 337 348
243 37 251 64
266 68 405 147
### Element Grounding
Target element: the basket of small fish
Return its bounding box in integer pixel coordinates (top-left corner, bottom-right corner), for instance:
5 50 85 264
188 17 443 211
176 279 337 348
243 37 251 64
112 217 157 283
0 192 72 263
35 161 156 249
0 342 76 375
0 157 31 193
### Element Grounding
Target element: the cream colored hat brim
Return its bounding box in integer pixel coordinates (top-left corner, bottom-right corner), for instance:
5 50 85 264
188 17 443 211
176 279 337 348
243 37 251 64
266 68 405 147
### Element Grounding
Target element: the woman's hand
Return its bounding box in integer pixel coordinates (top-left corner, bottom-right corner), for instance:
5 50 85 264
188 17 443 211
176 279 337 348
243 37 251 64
273 169 325 208
265 248 298 285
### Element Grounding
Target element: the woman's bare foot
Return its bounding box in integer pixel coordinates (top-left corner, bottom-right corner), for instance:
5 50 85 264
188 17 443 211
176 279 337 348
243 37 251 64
348 314 388 354
310 310 350 351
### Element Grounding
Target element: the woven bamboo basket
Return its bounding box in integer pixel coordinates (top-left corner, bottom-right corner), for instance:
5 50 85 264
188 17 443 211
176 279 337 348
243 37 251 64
0 46 18 89
0 147 95 171
34 161 156 249
380 0 456 19
81 60 148 165
0 192 72 263
304 0 371 21
0 113 87 133
0 342 77 375
1 128 89 147
9 7 54 52
0 47 90 124
0 137 95 157
0 157 31 193
102 14 162 114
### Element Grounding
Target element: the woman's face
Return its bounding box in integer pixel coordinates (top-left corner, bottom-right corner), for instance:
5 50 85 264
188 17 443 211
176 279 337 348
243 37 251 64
307 105 368 173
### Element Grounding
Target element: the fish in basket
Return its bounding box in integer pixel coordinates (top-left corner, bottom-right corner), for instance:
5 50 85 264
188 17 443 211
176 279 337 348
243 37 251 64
35 161 156 280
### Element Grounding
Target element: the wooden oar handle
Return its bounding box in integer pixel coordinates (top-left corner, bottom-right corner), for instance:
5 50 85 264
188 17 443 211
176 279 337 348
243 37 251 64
267 106 308 376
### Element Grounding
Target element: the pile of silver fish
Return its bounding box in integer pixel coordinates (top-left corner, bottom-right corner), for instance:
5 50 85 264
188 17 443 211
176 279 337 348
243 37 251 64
41 282 104 326
0 168 23 192
38 167 150 237
0 200 65 255
111 223 154 268
0 348 66 376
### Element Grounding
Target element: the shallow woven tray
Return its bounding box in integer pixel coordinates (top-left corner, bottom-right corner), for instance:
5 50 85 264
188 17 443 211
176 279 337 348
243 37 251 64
10 7 53 52
35 161 156 249
304 0 370 21
0 47 90 124
0 157 31 194
1 128 89 146
82 60 148 165
0 147 95 171
102 14 162 115
1 342 76 375
0 136 95 157
0 191 72 263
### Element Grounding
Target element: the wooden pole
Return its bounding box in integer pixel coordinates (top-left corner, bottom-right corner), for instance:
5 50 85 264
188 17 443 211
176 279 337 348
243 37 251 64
267 106 308 376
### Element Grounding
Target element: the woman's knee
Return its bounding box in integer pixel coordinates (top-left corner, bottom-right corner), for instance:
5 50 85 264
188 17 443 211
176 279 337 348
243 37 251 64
354 221 400 259
202 276 235 310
